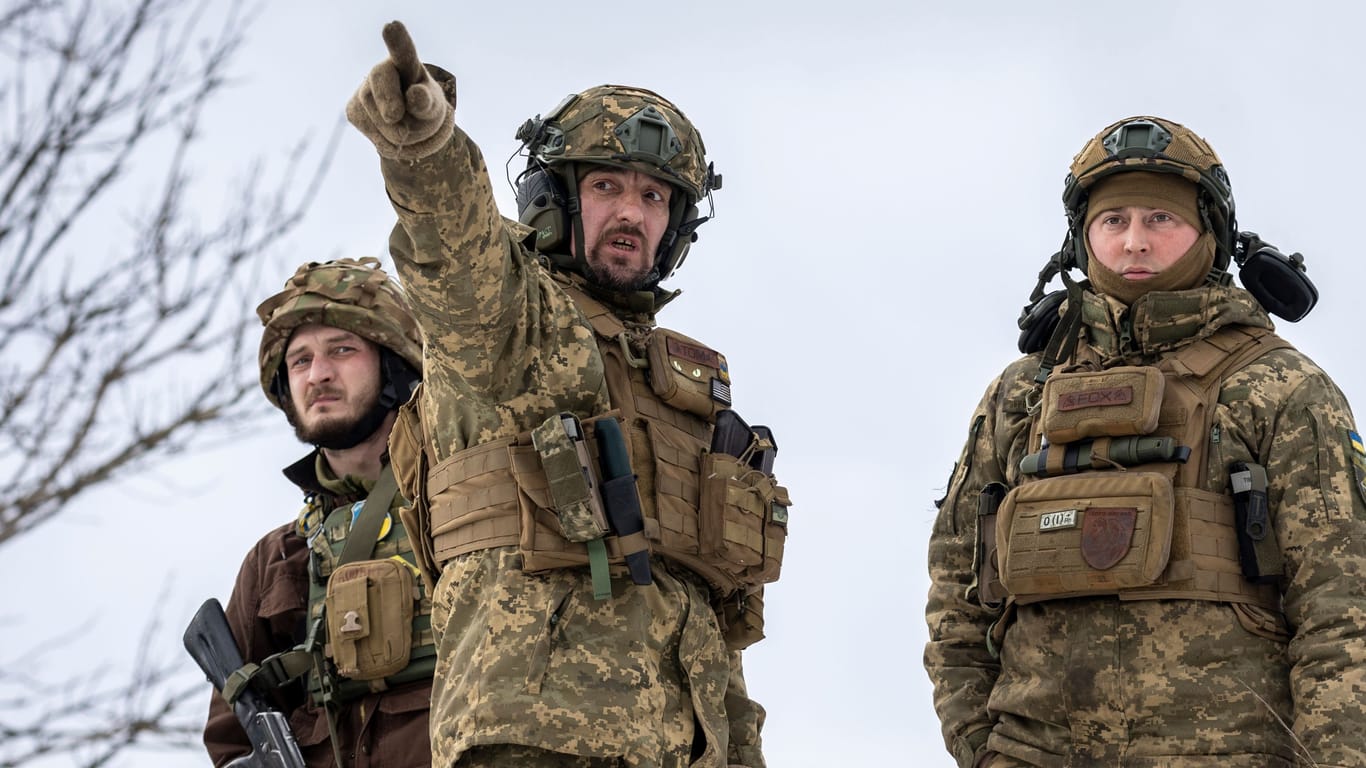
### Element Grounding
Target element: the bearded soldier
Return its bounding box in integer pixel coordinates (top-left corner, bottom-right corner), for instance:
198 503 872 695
343 21 788 768
204 258 433 768
924 116 1366 767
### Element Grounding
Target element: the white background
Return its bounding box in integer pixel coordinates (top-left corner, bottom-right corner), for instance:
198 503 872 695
6 1 1366 766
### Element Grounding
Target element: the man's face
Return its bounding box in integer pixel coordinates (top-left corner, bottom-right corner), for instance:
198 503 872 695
575 166 673 291
1087 205 1200 279
282 324 382 445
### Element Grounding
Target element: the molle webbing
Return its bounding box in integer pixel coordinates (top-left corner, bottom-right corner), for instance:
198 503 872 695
426 426 647 570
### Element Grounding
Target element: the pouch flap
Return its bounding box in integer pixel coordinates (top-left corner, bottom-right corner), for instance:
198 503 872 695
1042 366 1164 444
646 328 730 420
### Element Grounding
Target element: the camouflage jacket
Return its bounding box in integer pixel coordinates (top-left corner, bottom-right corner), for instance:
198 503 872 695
379 122 764 768
924 285 1366 767
204 451 432 768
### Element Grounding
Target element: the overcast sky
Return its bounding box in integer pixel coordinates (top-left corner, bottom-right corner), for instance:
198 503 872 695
7 1 1366 766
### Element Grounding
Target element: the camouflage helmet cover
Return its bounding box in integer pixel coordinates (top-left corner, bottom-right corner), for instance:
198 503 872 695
516 84 720 284
1063 115 1236 274
529 84 714 202
255 257 422 410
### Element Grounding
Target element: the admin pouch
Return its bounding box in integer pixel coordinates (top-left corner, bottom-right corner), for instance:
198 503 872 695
324 558 415 680
997 471 1175 598
1041 365 1164 444
646 328 731 420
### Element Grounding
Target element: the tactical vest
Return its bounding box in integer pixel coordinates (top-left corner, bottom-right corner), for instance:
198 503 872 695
391 282 790 649
982 325 1287 612
296 477 436 705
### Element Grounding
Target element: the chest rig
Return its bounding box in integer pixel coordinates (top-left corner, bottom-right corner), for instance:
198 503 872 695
296 468 436 706
981 325 1287 612
400 281 790 649
220 467 435 768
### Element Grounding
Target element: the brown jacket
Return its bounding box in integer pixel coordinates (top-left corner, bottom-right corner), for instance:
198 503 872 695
203 453 432 768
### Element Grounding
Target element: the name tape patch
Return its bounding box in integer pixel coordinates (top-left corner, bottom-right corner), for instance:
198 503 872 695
1057 386 1134 412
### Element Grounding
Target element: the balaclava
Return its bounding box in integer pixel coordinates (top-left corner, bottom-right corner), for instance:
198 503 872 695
1084 172 1216 305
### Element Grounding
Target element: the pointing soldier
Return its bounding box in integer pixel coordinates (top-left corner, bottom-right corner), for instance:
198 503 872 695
345 21 789 768
924 116 1366 766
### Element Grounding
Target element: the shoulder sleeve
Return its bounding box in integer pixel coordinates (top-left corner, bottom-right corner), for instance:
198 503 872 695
1223 348 1366 764
924 355 1038 767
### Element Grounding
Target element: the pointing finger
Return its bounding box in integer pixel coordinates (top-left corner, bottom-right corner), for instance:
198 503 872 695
382 21 425 86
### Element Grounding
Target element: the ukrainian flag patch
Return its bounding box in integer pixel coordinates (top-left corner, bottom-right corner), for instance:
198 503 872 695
1350 429 1366 503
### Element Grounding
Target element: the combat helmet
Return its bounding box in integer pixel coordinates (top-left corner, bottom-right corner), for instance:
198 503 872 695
256 257 422 414
513 84 722 289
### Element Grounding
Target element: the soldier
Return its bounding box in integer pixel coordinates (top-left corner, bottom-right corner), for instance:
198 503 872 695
203 257 432 768
344 21 788 768
924 116 1366 766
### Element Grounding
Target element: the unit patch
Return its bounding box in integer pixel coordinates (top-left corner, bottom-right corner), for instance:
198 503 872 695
1349 429 1366 504
349 500 393 541
1081 507 1136 570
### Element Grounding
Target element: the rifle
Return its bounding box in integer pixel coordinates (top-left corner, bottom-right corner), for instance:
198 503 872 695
184 598 307 768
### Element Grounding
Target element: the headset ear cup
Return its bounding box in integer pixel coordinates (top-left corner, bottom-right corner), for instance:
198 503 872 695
1017 289 1067 354
1238 248 1319 322
516 168 570 253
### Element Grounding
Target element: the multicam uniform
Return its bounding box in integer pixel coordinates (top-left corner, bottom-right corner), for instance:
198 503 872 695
204 451 433 768
378 121 771 767
925 284 1366 767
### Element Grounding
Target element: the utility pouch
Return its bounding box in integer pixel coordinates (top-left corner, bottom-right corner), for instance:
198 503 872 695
997 472 1175 597
973 482 1007 609
531 412 610 543
699 451 788 586
646 329 730 421
1229 461 1284 584
1041 366 1164 444
719 587 766 651
324 558 415 681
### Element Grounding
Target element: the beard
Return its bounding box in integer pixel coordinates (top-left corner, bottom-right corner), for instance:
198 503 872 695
582 225 656 291
284 385 387 450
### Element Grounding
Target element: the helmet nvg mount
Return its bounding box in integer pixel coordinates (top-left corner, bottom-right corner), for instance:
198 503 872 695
513 84 721 289
256 257 422 412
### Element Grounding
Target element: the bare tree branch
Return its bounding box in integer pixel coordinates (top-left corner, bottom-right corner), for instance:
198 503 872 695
0 597 207 767
0 0 337 547
0 0 340 764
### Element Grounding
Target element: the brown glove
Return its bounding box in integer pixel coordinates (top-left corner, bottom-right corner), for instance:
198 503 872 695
346 21 454 161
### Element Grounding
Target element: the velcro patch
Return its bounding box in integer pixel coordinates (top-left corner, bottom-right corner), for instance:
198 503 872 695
666 336 720 368
1081 507 1136 570
1057 386 1134 412
1349 429 1366 504
1039 509 1078 531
